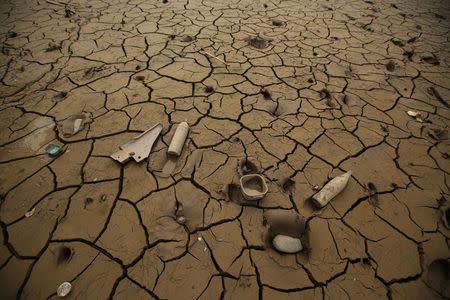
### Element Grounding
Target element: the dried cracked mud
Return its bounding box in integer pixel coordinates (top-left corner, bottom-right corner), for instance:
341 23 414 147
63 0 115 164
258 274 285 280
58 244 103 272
0 0 449 299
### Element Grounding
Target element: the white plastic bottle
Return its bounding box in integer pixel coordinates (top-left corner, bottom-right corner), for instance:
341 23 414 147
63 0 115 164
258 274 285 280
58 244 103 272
312 171 352 208
168 122 189 156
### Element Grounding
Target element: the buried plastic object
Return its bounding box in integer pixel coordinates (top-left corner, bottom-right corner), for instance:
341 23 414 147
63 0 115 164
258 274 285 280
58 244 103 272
167 122 189 156
110 123 162 163
312 171 352 208
240 174 268 200
59 112 92 137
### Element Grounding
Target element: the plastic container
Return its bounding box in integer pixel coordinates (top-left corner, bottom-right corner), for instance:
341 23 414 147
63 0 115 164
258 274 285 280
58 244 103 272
312 171 351 208
240 174 268 200
168 122 189 156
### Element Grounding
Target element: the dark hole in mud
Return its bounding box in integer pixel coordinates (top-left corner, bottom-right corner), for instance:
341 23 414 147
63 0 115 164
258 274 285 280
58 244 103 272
426 259 450 295
19 66 25 72
380 124 388 132
121 20 125 25
84 197 93 209
272 19 283 26
313 52 318 56
247 36 268 49
407 36 417 43
239 159 258 175
422 56 440 65
281 178 295 192
169 34 176 40
225 183 241 202
263 3 268 8
403 50 414 61
391 4 398 9
55 91 68 99
391 39 404 47
320 88 331 99
135 65 141 70
204 86 214 93
442 153 449 159
391 182 398 189
65 8 74 18
162 0 168 3
364 0 374 4
261 89 272 100
386 60 395 72
326 98 334 107
307 78 314 83
434 13 445 20
57 246 72 265
8 32 18 38
416 25 422 30
232 136 240 143
45 43 61 52
135 76 145 82
342 94 348 104
181 35 194 42
361 258 371 265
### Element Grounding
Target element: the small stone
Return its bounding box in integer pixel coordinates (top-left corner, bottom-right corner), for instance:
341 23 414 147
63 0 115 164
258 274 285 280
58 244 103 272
177 216 186 224
57 282 72 297
272 234 303 254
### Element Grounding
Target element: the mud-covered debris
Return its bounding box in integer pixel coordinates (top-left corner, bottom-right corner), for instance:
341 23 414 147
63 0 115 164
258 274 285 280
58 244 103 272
271 19 284 26
135 65 141 70
326 98 335 107
59 112 92 137
440 205 450 229
246 36 269 49
434 13 445 20
222 183 241 202
65 8 74 18
162 0 168 3
84 66 103 78
403 50 414 61
407 110 420 118
427 87 449 108
380 124 389 132
8 32 18 38
57 246 73 265
391 39 404 47
83 197 93 209
407 36 418 43
240 174 268 201
428 128 448 141
422 56 440 65
181 35 194 42
307 78 314 83
320 88 331 99
204 85 214 93
176 216 186 224
54 91 68 100
386 60 395 71
57 282 72 297
238 158 259 175
110 123 162 163
168 34 176 40
312 171 352 208
261 89 272 100
367 182 379 206
134 75 145 82
46 42 61 52
24 207 35 218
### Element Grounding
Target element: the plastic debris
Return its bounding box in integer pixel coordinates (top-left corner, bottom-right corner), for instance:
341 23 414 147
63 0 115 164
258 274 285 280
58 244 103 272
168 122 189 157
45 144 64 156
311 171 352 208
24 207 35 218
110 123 162 163
57 282 72 297
240 174 268 200
407 111 419 117
59 112 92 137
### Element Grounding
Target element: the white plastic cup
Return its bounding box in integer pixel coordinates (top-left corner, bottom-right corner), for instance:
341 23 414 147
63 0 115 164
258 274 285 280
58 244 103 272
168 122 189 156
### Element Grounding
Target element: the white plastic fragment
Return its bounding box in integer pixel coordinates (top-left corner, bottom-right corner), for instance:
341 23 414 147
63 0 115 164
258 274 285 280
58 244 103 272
312 171 352 208
272 234 303 254
407 111 419 117
168 122 189 156
57 282 72 297
24 207 35 218
110 123 162 163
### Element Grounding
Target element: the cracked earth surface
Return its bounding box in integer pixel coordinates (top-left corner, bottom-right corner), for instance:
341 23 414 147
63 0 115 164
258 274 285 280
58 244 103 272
0 0 449 299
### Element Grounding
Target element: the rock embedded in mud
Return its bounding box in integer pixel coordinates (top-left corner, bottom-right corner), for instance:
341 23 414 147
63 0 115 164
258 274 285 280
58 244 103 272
272 234 303 253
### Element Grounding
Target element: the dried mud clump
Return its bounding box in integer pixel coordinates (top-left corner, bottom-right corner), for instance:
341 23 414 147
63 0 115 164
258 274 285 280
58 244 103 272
181 35 194 42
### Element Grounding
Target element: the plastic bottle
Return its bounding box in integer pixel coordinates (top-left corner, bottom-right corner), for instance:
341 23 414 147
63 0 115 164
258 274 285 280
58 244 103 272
168 122 189 156
312 171 352 208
